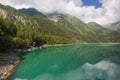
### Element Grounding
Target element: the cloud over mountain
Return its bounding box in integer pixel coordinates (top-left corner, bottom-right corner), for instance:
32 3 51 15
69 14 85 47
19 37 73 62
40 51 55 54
0 0 120 25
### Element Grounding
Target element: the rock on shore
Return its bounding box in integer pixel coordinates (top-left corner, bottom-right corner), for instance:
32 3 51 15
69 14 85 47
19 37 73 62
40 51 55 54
0 60 20 80
0 51 21 80
0 47 39 80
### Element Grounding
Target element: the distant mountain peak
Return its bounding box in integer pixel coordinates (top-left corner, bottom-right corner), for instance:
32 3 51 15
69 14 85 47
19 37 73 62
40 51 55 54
47 12 66 18
19 8 46 17
87 22 100 25
107 22 120 31
87 22 103 28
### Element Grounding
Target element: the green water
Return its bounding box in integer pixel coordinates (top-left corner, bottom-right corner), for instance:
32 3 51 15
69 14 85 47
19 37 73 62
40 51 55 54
11 44 120 80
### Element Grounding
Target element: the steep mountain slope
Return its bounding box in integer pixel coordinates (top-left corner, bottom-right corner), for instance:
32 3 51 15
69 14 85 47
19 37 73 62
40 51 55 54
19 9 100 42
108 22 120 32
106 22 120 42
48 13 113 42
87 22 111 42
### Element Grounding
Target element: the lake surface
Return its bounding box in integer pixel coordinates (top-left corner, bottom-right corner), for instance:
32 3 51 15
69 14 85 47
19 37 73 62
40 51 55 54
11 43 120 80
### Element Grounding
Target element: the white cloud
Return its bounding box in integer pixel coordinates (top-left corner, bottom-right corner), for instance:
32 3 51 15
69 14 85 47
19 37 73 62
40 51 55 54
0 0 120 25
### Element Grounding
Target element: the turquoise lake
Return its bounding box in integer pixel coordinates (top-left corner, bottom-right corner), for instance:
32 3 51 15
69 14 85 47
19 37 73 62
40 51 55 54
11 44 120 80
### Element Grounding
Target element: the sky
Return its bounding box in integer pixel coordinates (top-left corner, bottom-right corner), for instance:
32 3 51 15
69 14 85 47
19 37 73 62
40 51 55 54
82 0 102 8
0 0 120 25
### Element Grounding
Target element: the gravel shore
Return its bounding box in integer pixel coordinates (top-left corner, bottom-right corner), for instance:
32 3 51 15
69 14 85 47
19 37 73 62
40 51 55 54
0 47 39 80
0 51 21 80
0 60 20 80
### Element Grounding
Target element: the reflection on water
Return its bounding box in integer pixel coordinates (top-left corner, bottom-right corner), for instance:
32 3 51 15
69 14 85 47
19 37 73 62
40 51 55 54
11 44 120 80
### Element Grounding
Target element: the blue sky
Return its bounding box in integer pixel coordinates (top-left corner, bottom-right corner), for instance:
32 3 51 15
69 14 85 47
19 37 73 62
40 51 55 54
82 0 102 8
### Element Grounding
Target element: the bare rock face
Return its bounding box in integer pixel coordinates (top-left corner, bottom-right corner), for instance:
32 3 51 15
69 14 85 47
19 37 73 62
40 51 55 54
0 7 30 26
0 8 7 18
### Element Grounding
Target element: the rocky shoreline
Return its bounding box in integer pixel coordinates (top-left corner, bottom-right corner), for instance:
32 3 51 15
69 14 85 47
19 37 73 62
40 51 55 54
0 45 43 80
0 47 38 80
0 60 20 80
0 49 23 80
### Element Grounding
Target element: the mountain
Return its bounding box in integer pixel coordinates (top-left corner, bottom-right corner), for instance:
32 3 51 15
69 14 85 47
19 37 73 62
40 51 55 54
0 4 74 51
0 4 74 40
48 13 112 42
87 22 111 42
0 4 120 51
19 8 46 17
108 22 120 32
106 22 120 42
